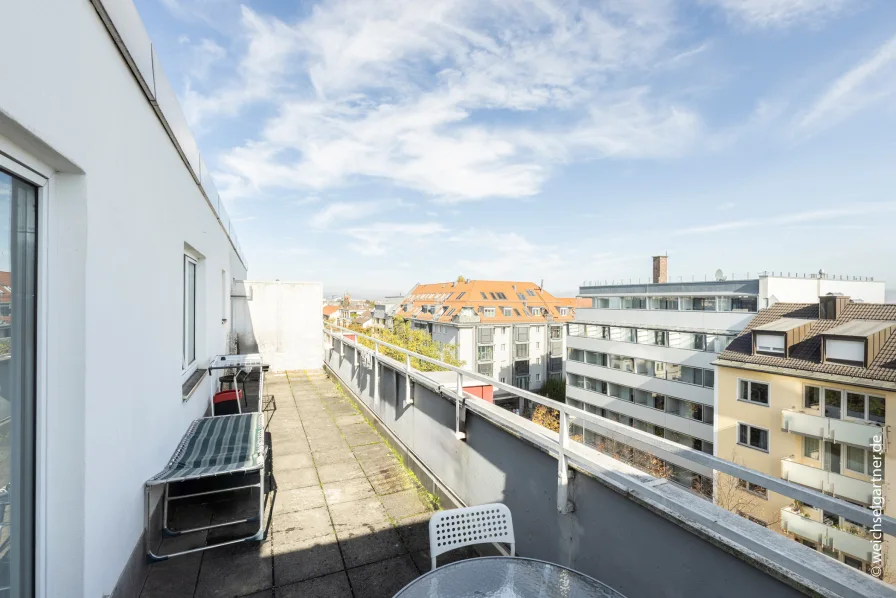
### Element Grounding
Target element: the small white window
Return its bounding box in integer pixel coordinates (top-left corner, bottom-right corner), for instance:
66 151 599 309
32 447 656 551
503 307 512 317
535 342 540 349
536 373 541 381
825 338 864 365
559 307 568 316
755 333 784 354
183 255 197 369
483 307 496 317
501 344 506 351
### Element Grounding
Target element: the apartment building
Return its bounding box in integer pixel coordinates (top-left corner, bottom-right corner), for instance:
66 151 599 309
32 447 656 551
715 294 892 578
566 257 884 495
371 296 403 329
398 280 577 391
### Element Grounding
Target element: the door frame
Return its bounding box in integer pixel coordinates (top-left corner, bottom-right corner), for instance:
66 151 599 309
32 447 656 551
0 147 49 598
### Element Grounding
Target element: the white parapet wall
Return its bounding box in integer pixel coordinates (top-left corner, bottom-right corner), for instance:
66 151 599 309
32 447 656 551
232 281 323 371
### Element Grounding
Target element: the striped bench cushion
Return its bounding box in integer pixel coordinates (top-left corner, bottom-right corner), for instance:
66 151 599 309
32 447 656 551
147 413 264 485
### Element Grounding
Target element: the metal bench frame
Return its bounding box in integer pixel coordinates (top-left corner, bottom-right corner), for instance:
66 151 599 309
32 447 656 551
144 414 268 562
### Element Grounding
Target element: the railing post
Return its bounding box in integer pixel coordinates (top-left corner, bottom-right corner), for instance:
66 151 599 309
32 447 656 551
557 409 573 514
373 342 379 408
455 371 466 440
405 353 413 405
339 331 344 364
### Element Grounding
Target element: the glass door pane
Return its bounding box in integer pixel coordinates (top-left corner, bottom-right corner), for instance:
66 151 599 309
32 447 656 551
0 169 38 596
825 442 841 474
824 389 842 419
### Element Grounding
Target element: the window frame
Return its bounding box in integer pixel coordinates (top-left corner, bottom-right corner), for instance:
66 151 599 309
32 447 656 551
0 159 43 598
845 445 867 474
803 385 821 410
803 436 820 461
737 378 770 407
737 422 770 453
736 478 769 500
183 253 198 372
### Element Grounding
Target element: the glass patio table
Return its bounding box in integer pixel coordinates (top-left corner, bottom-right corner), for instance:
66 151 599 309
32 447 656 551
393 556 627 598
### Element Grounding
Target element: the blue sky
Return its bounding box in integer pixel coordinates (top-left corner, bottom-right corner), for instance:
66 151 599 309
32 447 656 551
136 0 896 298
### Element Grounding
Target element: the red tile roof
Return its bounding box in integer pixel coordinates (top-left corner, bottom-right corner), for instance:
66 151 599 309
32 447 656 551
399 280 576 324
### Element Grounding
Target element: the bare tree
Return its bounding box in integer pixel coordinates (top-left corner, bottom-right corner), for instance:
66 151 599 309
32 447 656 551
711 451 779 527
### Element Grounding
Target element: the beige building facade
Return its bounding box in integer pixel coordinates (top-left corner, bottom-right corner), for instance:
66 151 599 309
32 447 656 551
716 297 892 580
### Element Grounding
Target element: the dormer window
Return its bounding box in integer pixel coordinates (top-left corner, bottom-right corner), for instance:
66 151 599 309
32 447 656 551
822 320 896 368
751 318 813 358
503 307 512 317
483 307 496 317
530 307 541 316
559 307 569 316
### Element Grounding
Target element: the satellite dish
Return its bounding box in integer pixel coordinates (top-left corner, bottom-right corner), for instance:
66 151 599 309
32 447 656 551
714 269 726 282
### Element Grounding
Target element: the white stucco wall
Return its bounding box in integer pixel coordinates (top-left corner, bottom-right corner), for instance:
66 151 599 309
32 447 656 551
762 276 885 305
1 1 247 596
232 281 323 371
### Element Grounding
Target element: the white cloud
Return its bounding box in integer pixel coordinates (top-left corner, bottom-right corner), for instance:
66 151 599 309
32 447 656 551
180 37 227 81
701 0 853 29
798 34 896 134
675 202 896 235
186 0 705 202
309 199 402 229
344 222 447 255
182 6 299 127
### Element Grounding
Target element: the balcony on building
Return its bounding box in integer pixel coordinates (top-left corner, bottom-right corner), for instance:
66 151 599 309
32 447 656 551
781 457 875 505
781 505 874 563
782 408 887 451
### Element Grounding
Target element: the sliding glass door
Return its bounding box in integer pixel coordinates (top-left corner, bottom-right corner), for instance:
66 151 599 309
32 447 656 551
0 168 38 597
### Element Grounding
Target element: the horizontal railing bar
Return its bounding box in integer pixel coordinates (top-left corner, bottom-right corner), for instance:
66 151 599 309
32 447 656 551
324 325 895 534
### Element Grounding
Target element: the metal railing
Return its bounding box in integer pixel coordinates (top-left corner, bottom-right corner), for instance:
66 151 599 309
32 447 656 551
323 323 895 535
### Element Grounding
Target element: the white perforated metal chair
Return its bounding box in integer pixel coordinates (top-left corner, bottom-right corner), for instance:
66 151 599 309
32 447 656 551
428 503 515 570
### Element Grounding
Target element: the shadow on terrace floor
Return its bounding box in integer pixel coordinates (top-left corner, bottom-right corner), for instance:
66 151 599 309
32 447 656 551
139 370 476 598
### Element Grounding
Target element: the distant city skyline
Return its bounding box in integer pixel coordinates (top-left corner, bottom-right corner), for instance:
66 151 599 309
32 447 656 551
137 0 896 294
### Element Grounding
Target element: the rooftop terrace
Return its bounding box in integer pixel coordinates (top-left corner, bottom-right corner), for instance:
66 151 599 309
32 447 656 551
139 371 472 598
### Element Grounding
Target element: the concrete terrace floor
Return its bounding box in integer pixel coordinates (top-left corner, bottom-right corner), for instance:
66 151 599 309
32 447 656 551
139 369 475 598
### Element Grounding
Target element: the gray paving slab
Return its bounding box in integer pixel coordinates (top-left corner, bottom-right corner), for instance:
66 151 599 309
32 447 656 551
275 466 320 490
346 554 420 598
328 497 391 533
336 523 406 568
379 489 431 521
273 451 315 472
273 506 333 544
311 446 356 466
272 485 326 516
317 461 365 484
272 533 344 587
275 571 352 598
323 477 376 505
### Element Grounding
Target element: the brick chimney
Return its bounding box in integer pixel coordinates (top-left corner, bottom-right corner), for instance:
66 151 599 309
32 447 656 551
652 256 668 284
